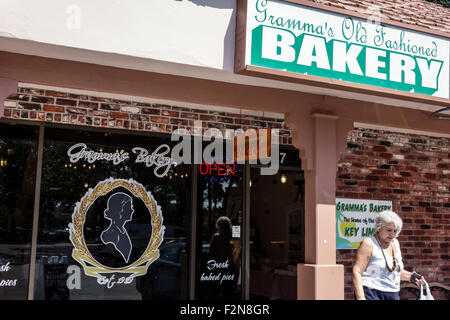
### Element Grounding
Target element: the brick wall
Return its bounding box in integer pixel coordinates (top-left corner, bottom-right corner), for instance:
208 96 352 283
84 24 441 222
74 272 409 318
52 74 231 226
336 127 450 300
3 86 292 144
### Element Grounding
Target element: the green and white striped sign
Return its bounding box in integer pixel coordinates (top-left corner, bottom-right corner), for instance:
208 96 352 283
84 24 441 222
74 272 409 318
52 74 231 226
245 0 449 99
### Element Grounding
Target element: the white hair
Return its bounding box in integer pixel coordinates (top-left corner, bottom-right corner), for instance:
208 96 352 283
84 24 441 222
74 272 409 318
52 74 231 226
374 210 403 237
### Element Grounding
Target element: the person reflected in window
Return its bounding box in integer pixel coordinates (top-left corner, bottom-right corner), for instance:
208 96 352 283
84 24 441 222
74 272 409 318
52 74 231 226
207 216 239 299
100 192 134 263
208 216 233 261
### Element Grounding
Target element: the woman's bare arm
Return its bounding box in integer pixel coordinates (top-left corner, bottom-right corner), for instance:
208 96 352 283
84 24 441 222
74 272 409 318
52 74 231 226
352 238 373 300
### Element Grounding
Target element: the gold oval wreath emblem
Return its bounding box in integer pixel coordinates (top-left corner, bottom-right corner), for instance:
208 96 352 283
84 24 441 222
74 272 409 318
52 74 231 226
69 178 165 279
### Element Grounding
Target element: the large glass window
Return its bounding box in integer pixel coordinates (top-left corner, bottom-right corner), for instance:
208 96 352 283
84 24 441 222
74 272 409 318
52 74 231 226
0 123 39 299
0 121 306 300
195 143 243 300
34 127 190 300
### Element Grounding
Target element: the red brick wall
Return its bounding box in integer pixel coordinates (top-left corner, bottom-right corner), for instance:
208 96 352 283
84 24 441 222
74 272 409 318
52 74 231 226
4 86 292 144
336 127 450 300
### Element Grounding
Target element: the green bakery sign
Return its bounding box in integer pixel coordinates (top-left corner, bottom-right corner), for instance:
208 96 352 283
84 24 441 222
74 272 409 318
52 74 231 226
336 198 392 249
241 0 449 99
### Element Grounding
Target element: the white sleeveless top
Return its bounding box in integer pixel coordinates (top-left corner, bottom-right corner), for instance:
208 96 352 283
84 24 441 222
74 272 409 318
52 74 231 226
361 236 404 292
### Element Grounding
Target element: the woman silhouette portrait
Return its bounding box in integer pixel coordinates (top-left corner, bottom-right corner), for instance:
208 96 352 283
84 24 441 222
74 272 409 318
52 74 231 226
100 192 134 263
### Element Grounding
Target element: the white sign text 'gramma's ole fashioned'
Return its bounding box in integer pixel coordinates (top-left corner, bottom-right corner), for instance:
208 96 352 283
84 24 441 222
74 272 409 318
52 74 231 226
244 0 450 99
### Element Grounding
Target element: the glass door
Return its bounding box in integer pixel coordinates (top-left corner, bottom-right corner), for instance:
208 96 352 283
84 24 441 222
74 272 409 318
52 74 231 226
249 147 304 300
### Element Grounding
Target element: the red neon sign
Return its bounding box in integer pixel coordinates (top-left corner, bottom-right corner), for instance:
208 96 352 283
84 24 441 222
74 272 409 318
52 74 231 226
199 163 236 176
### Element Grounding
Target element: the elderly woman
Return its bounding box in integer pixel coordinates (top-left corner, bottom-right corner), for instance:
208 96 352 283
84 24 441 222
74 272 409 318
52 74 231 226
352 210 426 300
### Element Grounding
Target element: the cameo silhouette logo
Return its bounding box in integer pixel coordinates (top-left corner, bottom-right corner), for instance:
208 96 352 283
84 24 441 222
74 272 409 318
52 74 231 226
68 178 165 288
101 192 135 263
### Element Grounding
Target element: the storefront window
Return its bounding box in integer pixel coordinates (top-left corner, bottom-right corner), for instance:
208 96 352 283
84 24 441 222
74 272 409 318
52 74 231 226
196 158 243 300
0 120 305 300
0 123 39 299
249 147 304 300
34 127 190 300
